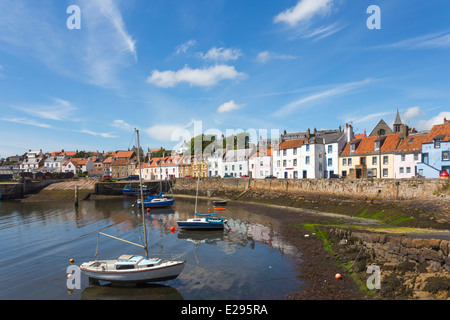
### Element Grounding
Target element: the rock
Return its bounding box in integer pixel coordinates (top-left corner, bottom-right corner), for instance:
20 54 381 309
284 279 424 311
422 248 443 262
439 240 449 257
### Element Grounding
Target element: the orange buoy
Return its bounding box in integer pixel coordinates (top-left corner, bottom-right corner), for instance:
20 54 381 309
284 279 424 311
335 273 342 280
170 226 175 233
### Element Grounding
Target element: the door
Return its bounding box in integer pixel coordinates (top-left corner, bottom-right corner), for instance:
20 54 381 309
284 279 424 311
302 170 307 179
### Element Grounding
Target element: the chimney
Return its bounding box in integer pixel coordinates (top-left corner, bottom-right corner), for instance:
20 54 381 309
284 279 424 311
307 128 311 139
400 124 408 139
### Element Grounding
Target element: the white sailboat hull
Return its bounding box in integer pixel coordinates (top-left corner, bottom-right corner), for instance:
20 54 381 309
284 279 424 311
80 257 185 283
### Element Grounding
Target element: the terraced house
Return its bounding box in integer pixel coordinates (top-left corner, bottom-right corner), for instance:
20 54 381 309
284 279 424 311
339 132 402 179
417 118 450 178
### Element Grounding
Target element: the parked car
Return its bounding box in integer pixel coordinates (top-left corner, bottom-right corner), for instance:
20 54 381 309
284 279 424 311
102 174 112 181
126 175 139 180
329 174 344 179
265 175 276 179
240 175 249 178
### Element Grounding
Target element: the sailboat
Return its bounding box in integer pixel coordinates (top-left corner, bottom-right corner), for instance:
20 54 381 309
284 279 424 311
80 129 185 283
177 167 230 230
135 156 175 208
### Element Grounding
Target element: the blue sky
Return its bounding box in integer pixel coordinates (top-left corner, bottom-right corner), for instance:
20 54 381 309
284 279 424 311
1 0 450 157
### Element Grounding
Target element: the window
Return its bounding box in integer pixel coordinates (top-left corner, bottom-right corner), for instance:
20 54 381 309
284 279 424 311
319 163 323 172
399 167 404 174
225 165 228 171
343 158 347 166
283 150 287 156
350 144 356 153
406 167 411 174
293 159 297 166
383 156 388 165
372 157 377 165
374 141 380 151
328 145 332 153
277 160 280 167
401 154 406 162
383 168 388 177
232 165 235 171
239 164 242 170
305 156 310 165
328 158 332 166
293 148 297 155
306 145 310 151
260 161 263 167
434 139 442 148
348 158 352 166
414 154 419 161
443 151 450 161
283 160 287 167
360 157 366 165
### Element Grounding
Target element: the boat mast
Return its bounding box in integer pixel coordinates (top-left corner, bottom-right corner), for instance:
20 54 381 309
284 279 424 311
135 128 149 258
194 157 200 214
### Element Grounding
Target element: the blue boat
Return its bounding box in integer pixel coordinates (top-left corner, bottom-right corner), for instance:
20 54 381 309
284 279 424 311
136 196 175 208
122 183 151 196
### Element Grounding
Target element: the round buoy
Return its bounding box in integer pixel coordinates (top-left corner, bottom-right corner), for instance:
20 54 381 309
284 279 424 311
170 226 175 233
69 258 74 264
208 208 210 212
67 274 73 279
335 273 342 280
229 227 231 231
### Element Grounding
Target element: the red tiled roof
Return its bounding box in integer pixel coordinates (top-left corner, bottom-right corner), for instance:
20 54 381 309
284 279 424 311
114 151 135 159
277 139 307 150
341 133 401 155
424 120 450 143
396 134 428 152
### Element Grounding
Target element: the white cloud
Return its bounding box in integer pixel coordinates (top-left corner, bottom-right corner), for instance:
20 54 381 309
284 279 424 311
256 51 297 63
382 31 450 50
0 0 137 89
199 47 243 61
79 129 118 138
300 22 347 40
111 119 134 131
14 98 77 121
175 40 197 55
147 64 246 88
217 100 244 113
0 117 51 128
274 0 333 26
146 120 195 142
414 112 450 131
274 79 374 117
403 106 426 121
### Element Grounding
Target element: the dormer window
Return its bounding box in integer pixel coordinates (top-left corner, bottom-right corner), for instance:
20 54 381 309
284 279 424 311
374 141 380 151
350 144 356 153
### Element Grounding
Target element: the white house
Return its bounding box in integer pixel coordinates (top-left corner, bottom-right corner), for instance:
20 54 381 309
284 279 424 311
273 139 305 179
394 132 428 178
274 125 354 179
20 150 45 172
44 156 68 173
223 147 256 178
249 149 273 179
208 148 226 177
62 159 80 174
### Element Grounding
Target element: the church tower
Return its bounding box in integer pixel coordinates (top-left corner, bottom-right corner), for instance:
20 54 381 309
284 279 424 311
393 108 403 133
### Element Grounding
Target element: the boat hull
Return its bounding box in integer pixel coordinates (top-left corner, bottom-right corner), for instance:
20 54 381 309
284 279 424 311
137 198 175 208
80 260 185 283
177 217 225 230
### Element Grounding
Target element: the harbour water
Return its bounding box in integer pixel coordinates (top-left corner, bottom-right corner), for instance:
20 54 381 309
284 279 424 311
0 197 302 300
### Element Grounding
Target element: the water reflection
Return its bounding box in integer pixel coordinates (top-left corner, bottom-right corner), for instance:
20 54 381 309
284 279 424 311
81 283 183 300
0 197 302 300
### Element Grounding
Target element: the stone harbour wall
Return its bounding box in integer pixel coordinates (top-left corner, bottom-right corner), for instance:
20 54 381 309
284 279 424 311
327 228 450 299
173 177 449 201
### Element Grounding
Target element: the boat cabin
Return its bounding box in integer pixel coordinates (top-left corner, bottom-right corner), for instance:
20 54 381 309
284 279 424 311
114 255 161 270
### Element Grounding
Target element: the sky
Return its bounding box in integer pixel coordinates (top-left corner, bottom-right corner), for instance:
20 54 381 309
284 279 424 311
1 0 450 157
